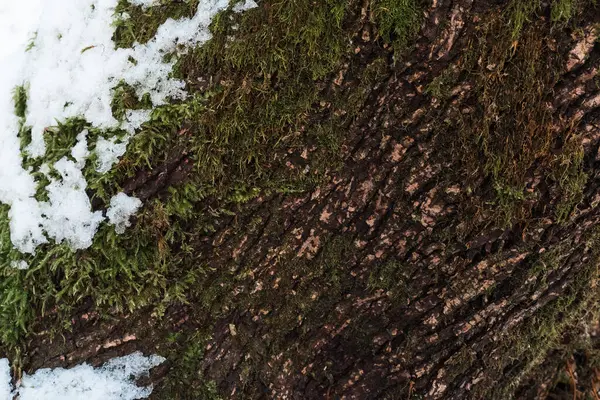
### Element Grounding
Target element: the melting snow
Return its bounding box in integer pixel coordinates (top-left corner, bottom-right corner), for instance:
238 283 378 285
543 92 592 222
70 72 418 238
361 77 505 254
0 0 258 254
71 129 90 169
233 0 258 12
0 352 165 400
0 359 11 400
107 193 143 234
95 136 129 174
42 158 105 250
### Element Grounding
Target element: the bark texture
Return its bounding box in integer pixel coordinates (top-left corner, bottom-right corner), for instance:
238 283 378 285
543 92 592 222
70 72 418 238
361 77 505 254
20 1 600 399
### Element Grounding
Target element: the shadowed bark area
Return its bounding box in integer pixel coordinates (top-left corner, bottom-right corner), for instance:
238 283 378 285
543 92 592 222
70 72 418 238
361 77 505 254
20 0 600 399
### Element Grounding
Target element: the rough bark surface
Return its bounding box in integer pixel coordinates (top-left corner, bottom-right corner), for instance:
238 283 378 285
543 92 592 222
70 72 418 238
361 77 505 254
20 1 600 399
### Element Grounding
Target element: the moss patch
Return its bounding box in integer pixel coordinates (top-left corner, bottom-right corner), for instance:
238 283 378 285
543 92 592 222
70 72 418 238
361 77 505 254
444 0 593 227
0 0 389 381
372 0 423 55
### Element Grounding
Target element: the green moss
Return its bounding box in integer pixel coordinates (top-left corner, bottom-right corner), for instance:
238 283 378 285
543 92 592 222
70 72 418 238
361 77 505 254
0 1 424 396
112 0 200 48
0 0 382 378
488 290 590 398
424 67 460 100
12 85 27 119
449 1 591 227
551 0 577 23
372 0 422 55
363 57 390 85
153 331 223 400
0 207 33 347
551 134 587 223
110 82 152 121
367 259 410 302
172 0 353 190
505 0 541 40
480 229 600 398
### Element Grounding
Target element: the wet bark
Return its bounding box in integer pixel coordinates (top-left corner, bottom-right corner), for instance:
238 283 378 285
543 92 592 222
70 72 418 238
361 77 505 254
21 1 600 399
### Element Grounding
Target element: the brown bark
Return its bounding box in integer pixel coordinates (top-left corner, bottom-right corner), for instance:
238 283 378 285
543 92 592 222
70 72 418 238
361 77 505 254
21 1 600 399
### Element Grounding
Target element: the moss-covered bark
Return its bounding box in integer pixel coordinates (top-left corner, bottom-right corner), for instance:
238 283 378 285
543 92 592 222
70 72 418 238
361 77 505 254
7 0 600 399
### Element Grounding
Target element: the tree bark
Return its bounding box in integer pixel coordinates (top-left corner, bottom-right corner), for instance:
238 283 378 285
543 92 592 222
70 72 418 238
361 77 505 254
20 0 600 399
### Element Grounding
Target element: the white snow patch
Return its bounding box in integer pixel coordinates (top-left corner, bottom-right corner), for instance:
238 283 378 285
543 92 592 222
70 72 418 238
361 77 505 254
71 129 90 168
22 0 255 157
95 136 129 174
0 2 42 61
41 158 105 250
0 358 12 400
233 0 258 12
127 0 160 9
0 352 164 400
10 260 29 270
123 109 153 134
8 198 46 254
0 0 259 254
38 163 50 176
107 193 143 234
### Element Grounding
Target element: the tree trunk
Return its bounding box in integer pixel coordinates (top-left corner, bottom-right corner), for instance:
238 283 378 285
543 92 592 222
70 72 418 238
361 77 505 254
19 0 600 399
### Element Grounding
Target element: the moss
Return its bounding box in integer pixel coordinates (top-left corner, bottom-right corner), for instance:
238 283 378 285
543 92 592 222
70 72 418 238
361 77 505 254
0 0 387 384
551 0 577 23
153 331 223 400
112 0 200 48
505 0 541 40
363 57 390 86
0 0 424 395
479 229 600 398
110 81 152 121
447 0 592 227
443 0 596 227
487 291 592 398
551 132 587 223
424 67 460 100
12 85 27 119
372 0 423 55
367 259 411 303
169 0 356 191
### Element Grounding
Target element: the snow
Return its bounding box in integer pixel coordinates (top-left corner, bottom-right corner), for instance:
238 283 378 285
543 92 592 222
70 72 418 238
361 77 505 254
0 3 42 61
71 129 90 168
39 163 51 176
0 352 164 400
8 198 46 254
107 193 143 234
0 0 258 254
0 359 11 400
127 0 160 9
21 0 192 157
10 260 29 270
95 136 129 174
42 158 105 250
233 0 258 12
122 109 153 134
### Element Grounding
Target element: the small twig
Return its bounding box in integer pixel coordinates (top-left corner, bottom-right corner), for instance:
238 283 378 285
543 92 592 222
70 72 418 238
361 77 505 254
407 380 414 399
566 359 577 400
